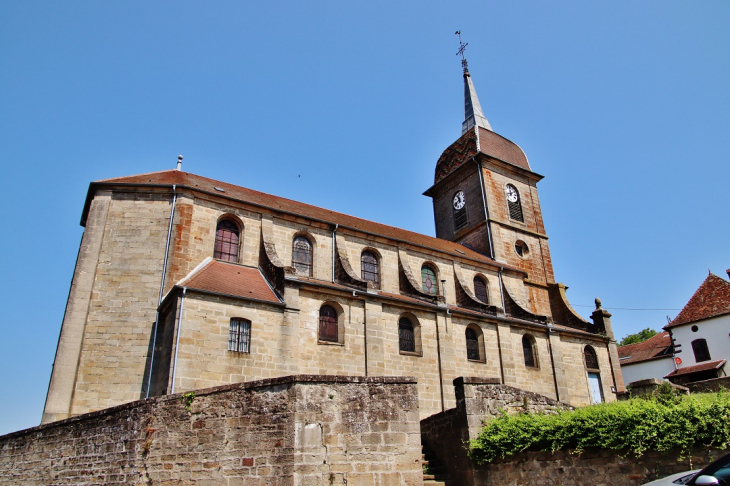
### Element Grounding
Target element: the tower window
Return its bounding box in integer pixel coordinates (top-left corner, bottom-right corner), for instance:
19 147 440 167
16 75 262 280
505 184 524 222
399 317 415 353
515 240 529 258
292 236 313 277
318 305 339 343
421 264 438 295
691 339 711 363
474 276 488 304
584 345 599 370
228 318 251 353
214 219 240 262
361 250 380 288
522 334 538 368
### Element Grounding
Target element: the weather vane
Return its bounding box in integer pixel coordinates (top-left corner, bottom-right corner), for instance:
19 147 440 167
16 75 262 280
455 30 468 73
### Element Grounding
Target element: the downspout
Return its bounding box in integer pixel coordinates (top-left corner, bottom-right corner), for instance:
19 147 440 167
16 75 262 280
146 184 177 398
353 290 368 377
331 224 339 283
496 266 507 384
170 287 186 395
475 158 495 259
546 326 560 402
434 311 445 412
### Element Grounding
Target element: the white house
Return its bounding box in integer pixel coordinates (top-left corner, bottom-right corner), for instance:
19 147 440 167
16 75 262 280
618 332 675 385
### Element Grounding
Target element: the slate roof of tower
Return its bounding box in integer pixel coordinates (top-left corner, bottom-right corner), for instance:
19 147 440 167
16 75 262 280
663 359 727 378
86 169 524 274
617 332 673 365
665 274 730 329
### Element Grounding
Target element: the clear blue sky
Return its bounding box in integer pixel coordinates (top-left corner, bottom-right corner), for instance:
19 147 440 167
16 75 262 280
1 1 728 435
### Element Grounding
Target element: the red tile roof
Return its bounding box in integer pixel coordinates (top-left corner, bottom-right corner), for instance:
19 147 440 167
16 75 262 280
665 274 730 329
179 259 282 304
87 170 523 274
664 359 727 378
617 332 673 365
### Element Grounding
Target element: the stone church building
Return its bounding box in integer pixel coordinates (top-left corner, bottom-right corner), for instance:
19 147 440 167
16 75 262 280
42 64 625 425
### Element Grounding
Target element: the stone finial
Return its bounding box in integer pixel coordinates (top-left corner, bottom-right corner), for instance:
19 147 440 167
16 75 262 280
595 297 602 310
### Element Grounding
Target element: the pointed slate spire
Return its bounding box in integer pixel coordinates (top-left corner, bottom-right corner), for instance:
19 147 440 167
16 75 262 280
461 63 492 134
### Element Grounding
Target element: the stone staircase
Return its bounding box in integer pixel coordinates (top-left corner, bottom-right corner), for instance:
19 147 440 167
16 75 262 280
421 443 457 485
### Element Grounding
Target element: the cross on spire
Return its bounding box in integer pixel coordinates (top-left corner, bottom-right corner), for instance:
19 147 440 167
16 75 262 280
455 30 469 73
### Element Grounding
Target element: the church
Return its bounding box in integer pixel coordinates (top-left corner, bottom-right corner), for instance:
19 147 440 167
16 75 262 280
42 60 625 425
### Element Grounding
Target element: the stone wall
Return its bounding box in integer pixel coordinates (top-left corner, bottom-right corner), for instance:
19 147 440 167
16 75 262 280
484 446 726 486
1 375 423 485
687 376 730 393
420 377 570 486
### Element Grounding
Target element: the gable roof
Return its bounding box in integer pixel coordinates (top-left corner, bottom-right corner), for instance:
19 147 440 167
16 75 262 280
617 332 673 365
85 169 524 274
665 273 730 329
178 259 282 305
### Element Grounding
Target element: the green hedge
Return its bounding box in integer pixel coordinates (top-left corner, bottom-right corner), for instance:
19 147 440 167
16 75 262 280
468 390 730 464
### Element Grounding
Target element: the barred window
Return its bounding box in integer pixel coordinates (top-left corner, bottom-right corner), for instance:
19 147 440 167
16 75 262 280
466 328 480 361
398 317 415 353
506 184 524 222
214 219 240 262
474 276 488 303
292 236 313 277
692 339 711 363
522 334 538 368
421 265 438 295
228 318 251 353
361 251 380 288
319 305 338 343
584 345 599 370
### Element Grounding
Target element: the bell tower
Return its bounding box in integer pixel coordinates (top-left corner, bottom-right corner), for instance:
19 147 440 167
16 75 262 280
423 52 555 317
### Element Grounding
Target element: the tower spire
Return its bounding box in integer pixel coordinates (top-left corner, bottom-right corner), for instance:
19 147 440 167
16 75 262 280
456 31 492 134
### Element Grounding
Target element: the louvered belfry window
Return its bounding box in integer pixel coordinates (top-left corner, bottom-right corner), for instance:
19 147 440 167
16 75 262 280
474 277 488 303
319 305 338 343
214 220 240 262
522 334 537 368
506 184 524 222
399 317 415 353
292 236 313 277
466 328 480 361
454 207 467 231
692 339 711 363
584 346 599 370
228 318 251 353
361 251 380 288
421 265 438 295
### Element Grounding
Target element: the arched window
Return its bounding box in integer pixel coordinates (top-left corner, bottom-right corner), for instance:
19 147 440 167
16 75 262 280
318 305 338 343
398 315 422 356
465 325 485 362
584 345 599 370
453 190 468 231
421 264 438 295
214 219 240 262
692 339 711 363
292 236 313 277
361 250 380 288
474 276 488 304
505 184 524 222
522 334 538 368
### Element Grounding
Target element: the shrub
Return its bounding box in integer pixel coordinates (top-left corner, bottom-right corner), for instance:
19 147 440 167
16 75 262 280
468 390 730 464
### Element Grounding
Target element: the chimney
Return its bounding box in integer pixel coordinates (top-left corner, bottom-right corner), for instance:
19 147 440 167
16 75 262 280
176 155 183 171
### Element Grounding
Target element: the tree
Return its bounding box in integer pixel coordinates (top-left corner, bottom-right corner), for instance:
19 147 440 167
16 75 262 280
619 328 658 346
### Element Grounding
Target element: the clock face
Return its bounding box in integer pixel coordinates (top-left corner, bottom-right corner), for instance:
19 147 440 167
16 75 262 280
506 185 519 203
453 191 466 210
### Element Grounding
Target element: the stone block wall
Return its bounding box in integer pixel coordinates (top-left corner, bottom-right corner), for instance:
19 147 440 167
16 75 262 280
687 376 730 393
484 446 727 486
420 377 570 486
1 375 423 485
